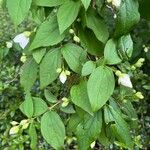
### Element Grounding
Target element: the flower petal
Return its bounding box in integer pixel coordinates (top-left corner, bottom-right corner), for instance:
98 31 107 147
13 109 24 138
59 71 67 84
118 74 133 88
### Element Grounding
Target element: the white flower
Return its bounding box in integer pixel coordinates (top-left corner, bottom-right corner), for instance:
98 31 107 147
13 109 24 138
6 41 13 48
59 71 67 84
9 125 19 135
58 69 70 84
118 74 133 88
112 0 121 7
13 31 31 49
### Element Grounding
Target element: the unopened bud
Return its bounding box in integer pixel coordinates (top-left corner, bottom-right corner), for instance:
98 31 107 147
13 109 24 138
131 65 136 70
73 36 80 43
6 41 13 48
135 92 144 99
115 70 122 77
20 55 27 63
69 29 74 34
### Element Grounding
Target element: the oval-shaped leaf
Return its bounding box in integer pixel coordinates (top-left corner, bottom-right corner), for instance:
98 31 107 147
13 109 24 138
85 9 109 43
33 48 46 64
20 58 38 92
104 39 122 65
41 111 65 149
29 16 65 51
76 110 102 149
57 0 81 34
33 97 48 116
70 81 92 114
29 122 37 149
115 0 140 36
82 61 96 76
117 34 133 60
20 93 33 118
7 0 32 25
87 66 115 111
40 48 61 88
61 43 87 73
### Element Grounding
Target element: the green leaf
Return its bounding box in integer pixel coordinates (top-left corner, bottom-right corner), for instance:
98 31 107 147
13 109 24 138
98 126 111 147
6 0 32 25
40 48 61 88
33 48 46 64
31 6 45 25
108 105 133 149
41 111 65 149
33 97 48 116
44 89 57 103
68 114 82 133
87 66 115 111
33 0 65 7
78 26 104 56
117 34 133 60
85 8 109 43
76 110 102 150
115 0 140 36
70 81 92 114
29 16 65 51
82 61 96 76
20 93 34 118
81 0 91 10
57 0 81 34
139 0 150 21
104 39 122 65
104 105 133 149
61 43 87 73
29 122 37 150
20 58 38 92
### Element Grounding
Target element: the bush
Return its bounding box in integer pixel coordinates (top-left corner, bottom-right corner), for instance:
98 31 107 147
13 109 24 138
0 0 150 149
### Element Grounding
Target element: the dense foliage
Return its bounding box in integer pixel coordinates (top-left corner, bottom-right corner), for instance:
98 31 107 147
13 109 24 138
0 0 150 149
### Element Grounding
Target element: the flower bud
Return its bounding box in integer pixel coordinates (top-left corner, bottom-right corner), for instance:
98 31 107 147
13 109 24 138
135 92 144 99
6 41 13 48
9 126 19 135
138 58 145 63
131 65 136 70
73 35 80 43
69 29 74 34
20 119 28 125
10 121 19 126
144 47 148 53
115 70 122 77
65 70 71 76
22 122 29 129
90 141 96 149
56 68 62 73
20 55 27 63
61 97 69 107
23 31 31 37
